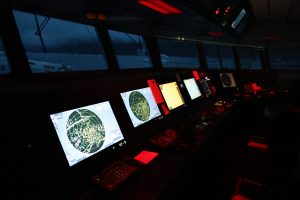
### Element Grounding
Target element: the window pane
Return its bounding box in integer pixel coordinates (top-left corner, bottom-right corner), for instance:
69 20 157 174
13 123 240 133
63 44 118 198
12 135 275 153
205 44 221 69
219 46 235 69
239 47 262 70
14 10 107 73
205 44 235 69
269 48 300 70
109 30 151 69
158 39 200 68
0 36 11 74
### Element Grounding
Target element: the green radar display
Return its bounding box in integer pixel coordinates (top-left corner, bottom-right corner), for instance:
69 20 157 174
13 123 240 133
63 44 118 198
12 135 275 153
129 91 150 121
66 109 105 154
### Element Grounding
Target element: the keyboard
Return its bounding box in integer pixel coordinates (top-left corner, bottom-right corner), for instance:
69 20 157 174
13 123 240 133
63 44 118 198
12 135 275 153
91 156 142 191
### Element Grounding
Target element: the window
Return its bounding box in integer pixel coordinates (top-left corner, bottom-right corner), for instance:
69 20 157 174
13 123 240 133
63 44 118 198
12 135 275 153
109 30 151 69
157 39 200 68
239 47 262 70
205 44 235 69
269 48 300 70
0 35 11 74
14 10 107 73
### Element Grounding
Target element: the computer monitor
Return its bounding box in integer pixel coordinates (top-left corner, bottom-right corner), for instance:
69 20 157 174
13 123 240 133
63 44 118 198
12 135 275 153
120 87 161 128
219 73 237 88
159 81 185 110
50 101 124 167
183 78 202 100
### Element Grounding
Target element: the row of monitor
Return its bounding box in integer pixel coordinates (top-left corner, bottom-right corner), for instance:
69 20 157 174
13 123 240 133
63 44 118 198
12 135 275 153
50 72 237 167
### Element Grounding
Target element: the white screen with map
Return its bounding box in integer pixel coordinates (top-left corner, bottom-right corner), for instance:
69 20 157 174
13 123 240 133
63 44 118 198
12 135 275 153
183 78 202 100
120 87 161 128
50 101 124 167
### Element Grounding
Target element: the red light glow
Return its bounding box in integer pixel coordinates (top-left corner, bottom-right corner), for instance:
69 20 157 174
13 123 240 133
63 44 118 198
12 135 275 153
134 150 158 164
147 79 165 104
161 103 170 115
231 194 250 200
208 31 224 37
192 70 200 80
248 141 269 150
138 0 182 14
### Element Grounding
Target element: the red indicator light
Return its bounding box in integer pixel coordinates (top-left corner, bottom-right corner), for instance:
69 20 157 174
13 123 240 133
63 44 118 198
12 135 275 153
215 8 220 15
138 0 182 15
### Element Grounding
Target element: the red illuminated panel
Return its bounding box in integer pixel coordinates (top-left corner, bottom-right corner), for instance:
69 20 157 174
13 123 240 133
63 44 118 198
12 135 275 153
134 150 158 164
247 141 269 150
192 70 200 80
147 79 164 104
208 31 224 37
161 103 170 115
231 194 250 200
137 0 182 14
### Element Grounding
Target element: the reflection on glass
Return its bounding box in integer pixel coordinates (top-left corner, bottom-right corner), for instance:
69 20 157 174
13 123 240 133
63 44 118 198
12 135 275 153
109 30 151 69
0 36 11 74
14 10 107 73
239 47 262 70
158 39 200 68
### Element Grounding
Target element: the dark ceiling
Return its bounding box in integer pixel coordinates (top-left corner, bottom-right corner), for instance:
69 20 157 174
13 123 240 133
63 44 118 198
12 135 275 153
2 0 300 48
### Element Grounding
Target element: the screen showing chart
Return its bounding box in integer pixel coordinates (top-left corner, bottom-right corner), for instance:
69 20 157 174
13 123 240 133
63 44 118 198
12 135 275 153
159 82 185 110
120 87 161 127
50 101 124 167
183 78 202 100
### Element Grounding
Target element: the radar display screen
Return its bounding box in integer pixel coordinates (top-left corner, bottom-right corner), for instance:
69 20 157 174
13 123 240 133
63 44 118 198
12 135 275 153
50 101 124 167
219 73 237 87
120 87 161 128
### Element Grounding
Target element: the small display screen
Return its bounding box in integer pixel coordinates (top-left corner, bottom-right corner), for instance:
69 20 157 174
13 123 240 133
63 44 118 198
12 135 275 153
183 78 202 100
50 101 124 167
159 82 185 110
120 87 161 127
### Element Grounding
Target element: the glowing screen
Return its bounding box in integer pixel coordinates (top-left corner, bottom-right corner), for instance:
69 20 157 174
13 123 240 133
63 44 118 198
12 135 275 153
50 101 124 167
120 87 161 127
159 82 185 110
183 78 202 100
